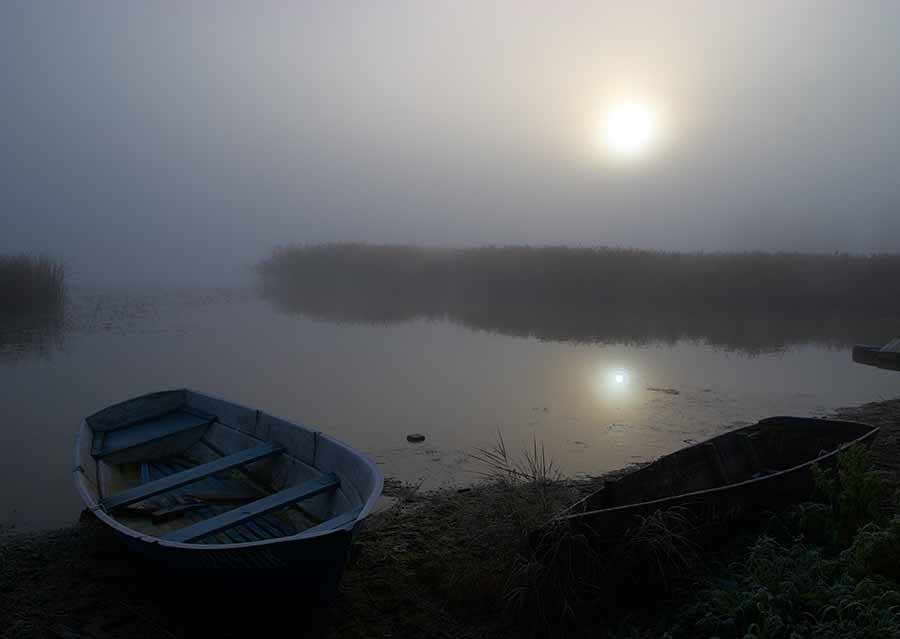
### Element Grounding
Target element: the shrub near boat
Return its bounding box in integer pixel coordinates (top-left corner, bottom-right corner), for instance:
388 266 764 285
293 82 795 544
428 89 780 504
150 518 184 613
74 389 382 597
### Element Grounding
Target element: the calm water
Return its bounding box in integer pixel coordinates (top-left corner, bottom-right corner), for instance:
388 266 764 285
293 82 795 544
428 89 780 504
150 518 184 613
2 285 898 532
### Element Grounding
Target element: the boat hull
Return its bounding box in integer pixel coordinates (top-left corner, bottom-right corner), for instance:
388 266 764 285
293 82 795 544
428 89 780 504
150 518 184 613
853 344 900 371
74 389 382 597
547 416 878 544
110 521 356 596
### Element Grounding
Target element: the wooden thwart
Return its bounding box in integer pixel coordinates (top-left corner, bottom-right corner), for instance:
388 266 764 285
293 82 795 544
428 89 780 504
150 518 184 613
101 442 283 512
164 473 340 543
92 411 215 459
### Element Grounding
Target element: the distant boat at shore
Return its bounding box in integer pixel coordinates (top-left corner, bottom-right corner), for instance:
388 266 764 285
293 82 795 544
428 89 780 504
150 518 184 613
853 339 900 371
545 416 878 543
74 389 382 597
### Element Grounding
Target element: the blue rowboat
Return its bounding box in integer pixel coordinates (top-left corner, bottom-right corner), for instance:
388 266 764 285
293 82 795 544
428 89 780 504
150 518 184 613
74 389 383 597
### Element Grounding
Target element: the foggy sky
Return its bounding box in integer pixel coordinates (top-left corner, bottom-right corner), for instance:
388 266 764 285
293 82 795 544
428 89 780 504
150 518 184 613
3 1 900 284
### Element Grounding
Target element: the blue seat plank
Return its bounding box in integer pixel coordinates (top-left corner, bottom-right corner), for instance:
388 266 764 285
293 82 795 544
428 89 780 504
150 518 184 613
92 411 214 459
102 443 283 512
170 457 298 539
161 459 276 542
301 507 362 535
164 473 340 544
149 461 248 544
169 458 283 540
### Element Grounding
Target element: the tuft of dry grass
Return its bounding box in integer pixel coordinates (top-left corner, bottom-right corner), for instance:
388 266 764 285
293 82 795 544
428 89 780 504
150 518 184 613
610 507 701 592
505 506 703 637
471 431 559 484
470 430 561 505
342 473 594 638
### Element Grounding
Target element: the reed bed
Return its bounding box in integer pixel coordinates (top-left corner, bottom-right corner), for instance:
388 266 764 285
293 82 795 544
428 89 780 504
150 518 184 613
0 254 66 317
259 243 900 314
258 244 900 351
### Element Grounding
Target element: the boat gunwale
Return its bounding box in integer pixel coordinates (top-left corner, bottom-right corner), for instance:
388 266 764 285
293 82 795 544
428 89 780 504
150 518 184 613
74 388 384 551
555 416 879 524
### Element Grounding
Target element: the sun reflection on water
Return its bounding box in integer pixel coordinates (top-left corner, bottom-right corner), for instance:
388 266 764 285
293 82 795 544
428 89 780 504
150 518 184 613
596 366 634 399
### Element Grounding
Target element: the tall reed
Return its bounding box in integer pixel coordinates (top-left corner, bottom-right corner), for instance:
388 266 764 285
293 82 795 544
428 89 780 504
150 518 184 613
258 243 900 351
259 243 900 314
0 254 66 317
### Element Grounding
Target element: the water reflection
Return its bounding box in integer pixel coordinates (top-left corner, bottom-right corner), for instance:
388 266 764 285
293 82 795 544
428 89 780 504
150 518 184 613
261 285 899 355
0 314 66 361
2 287 900 531
596 367 633 397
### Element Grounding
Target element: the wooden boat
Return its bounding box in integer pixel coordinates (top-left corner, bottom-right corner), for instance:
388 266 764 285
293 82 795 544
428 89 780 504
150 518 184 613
73 389 383 596
548 416 877 543
853 339 900 371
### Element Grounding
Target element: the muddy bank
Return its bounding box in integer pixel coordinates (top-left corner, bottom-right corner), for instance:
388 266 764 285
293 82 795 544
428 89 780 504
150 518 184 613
1 482 585 639
3 398 900 638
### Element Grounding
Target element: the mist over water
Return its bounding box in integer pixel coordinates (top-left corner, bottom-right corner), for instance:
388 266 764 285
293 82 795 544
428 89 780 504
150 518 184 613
3 2 900 534
3 2 900 284
5 8 900 639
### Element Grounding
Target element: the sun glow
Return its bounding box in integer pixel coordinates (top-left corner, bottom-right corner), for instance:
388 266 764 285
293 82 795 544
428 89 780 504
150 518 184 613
595 367 632 394
601 101 659 159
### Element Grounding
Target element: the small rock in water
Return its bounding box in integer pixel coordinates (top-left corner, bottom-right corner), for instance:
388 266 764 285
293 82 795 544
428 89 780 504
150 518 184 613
406 433 426 443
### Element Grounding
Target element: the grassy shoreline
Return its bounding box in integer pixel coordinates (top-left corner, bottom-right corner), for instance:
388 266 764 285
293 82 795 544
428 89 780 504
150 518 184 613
3 398 900 638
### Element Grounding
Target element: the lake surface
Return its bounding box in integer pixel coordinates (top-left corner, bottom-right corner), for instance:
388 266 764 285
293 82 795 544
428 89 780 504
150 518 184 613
2 285 898 532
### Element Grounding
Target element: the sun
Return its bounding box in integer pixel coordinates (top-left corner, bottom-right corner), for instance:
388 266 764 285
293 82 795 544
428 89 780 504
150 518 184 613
602 101 658 159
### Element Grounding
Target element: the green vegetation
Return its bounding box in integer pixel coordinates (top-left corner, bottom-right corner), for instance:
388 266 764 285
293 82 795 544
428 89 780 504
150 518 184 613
258 243 900 352
342 442 900 638
349 445 900 638
0 254 66 317
651 448 900 639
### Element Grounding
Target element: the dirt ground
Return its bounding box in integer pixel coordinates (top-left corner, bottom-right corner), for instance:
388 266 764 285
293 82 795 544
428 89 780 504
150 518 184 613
3 397 900 639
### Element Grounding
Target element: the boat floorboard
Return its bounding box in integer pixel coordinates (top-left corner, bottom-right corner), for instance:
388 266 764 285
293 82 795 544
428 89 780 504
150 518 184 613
112 454 322 543
165 459 305 541
155 460 263 544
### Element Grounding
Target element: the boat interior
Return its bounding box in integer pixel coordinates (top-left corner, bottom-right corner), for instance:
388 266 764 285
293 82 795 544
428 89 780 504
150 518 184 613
581 417 875 512
77 390 376 545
